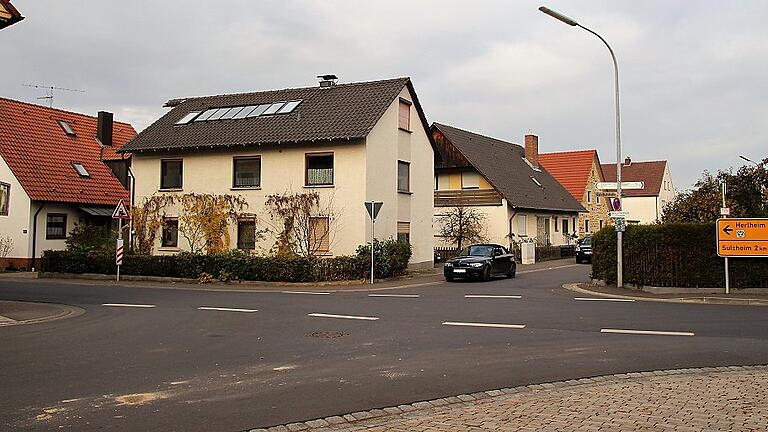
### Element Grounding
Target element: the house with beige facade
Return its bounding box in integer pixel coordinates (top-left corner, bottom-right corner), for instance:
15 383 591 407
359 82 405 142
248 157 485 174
0 98 135 270
120 76 434 268
432 123 584 250
539 149 611 237
601 157 676 224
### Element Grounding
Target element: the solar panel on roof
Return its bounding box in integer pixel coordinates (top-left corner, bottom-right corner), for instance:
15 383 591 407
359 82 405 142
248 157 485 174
277 100 301 114
175 111 200 125
195 109 218 121
232 105 258 119
262 102 286 115
220 107 244 120
207 108 231 121
246 104 270 118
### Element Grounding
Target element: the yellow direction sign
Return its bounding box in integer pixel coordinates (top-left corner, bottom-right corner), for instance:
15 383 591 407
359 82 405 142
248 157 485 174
716 218 768 257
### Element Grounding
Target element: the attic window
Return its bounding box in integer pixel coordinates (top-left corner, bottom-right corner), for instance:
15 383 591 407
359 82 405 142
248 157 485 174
530 176 542 187
175 111 201 125
522 157 541 172
58 120 76 137
71 162 90 177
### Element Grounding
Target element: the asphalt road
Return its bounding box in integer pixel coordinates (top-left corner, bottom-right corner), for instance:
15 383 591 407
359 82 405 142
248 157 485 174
1 264 767 431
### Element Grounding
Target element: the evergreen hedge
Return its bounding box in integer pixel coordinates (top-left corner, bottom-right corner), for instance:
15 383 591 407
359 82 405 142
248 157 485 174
591 223 768 289
41 240 413 282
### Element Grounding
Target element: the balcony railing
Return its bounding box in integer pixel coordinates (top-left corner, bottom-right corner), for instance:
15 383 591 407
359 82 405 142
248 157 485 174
434 189 503 207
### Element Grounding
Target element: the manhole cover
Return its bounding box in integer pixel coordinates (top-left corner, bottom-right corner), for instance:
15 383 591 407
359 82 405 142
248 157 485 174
305 330 349 339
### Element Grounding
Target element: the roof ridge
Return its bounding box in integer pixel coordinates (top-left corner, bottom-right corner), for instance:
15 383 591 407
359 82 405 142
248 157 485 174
602 160 667 165
0 96 135 128
433 122 522 148
167 77 411 105
541 149 597 156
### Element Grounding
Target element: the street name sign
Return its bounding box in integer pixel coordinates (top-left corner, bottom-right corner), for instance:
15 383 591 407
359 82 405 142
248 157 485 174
595 181 645 190
608 211 629 218
716 218 768 257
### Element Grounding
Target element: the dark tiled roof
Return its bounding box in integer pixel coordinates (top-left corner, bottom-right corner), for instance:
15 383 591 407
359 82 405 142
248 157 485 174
601 160 667 197
432 123 585 213
0 97 134 205
122 77 427 153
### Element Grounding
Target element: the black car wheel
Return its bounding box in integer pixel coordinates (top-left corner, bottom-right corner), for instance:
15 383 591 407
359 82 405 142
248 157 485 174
445 275 454 282
506 264 515 278
576 256 582 264
481 265 491 282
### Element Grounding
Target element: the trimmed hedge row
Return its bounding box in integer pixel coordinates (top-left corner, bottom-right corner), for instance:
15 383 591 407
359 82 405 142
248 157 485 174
42 239 412 282
592 223 768 288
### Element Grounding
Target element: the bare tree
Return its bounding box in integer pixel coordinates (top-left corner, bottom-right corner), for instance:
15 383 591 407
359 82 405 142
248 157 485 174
265 191 341 257
0 234 13 258
436 206 487 251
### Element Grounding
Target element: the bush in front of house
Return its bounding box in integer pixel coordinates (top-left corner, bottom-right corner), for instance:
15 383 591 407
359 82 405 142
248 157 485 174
591 223 768 289
355 238 412 279
40 248 380 283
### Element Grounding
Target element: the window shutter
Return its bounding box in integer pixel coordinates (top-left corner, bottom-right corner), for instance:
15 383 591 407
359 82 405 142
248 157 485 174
310 217 330 252
398 100 410 130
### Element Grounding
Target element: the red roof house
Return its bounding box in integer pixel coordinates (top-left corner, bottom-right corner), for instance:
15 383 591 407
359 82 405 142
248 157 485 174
600 157 676 224
0 97 137 269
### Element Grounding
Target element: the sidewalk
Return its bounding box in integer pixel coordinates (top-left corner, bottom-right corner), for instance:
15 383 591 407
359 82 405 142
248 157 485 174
3 258 578 293
567 283 768 306
250 366 768 432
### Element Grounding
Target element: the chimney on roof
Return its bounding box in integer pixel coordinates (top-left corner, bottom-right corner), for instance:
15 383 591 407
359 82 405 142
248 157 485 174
524 133 539 168
624 156 632 166
317 74 338 88
97 111 113 147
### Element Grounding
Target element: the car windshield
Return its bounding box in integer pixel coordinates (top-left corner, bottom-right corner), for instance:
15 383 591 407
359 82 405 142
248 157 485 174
459 245 493 257
581 237 591 246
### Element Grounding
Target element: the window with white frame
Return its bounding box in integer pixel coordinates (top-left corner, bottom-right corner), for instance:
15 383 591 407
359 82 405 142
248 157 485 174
461 171 480 189
517 215 527 236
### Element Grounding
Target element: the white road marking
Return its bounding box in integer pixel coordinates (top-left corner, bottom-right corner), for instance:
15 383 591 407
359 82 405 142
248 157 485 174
282 291 331 295
102 303 155 308
575 297 635 302
308 313 379 321
442 321 526 329
368 294 420 298
197 307 258 313
601 328 695 337
465 295 522 299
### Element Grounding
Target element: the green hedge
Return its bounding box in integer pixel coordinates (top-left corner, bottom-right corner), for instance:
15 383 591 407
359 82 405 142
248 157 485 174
592 223 768 289
41 240 412 282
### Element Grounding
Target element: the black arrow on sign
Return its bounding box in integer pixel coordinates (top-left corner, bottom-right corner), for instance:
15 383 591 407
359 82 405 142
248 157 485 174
723 224 733 236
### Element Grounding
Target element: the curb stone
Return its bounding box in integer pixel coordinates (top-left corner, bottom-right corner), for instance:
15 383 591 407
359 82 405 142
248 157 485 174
242 365 768 432
563 282 768 306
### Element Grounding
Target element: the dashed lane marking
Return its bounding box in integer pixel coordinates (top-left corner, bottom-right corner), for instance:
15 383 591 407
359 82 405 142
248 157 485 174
465 295 522 299
575 297 635 302
442 321 526 329
102 303 156 308
308 313 379 321
197 307 258 313
368 294 420 298
282 291 331 295
601 328 695 337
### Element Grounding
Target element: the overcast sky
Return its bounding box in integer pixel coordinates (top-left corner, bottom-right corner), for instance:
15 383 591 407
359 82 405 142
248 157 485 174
3 1 766 189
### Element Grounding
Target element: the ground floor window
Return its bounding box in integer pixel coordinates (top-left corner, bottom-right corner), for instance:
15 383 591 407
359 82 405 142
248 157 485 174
237 220 257 250
517 215 527 236
162 218 178 247
309 216 330 253
46 213 67 239
397 221 410 244
562 218 569 235
585 219 591 233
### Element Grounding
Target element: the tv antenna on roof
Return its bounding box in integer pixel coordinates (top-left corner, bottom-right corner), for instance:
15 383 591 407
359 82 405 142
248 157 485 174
22 83 85 108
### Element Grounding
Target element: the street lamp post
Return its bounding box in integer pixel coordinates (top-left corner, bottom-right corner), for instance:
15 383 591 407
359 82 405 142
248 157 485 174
539 6 625 288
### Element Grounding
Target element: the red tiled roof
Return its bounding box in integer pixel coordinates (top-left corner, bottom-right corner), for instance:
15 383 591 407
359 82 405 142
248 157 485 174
601 160 667 197
539 150 601 201
0 97 136 205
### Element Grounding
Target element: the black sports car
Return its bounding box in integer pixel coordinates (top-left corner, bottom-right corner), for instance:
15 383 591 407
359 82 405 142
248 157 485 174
443 244 516 282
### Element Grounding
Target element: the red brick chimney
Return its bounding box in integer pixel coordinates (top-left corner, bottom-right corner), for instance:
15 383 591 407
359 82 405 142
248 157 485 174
525 134 539 168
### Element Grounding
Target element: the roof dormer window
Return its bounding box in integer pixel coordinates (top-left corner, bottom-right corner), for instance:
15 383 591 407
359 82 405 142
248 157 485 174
58 120 76 137
71 162 90 177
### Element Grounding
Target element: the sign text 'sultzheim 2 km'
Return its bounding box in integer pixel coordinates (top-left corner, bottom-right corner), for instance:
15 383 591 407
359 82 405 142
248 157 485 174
716 218 768 257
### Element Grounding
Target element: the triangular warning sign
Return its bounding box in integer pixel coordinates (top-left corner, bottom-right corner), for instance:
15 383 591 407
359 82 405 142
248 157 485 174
112 199 130 219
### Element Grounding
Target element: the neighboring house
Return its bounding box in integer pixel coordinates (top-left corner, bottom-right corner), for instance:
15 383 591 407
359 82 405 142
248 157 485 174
120 76 434 268
0 98 136 270
432 123 585 249
601 157 676 224
539 150 611 237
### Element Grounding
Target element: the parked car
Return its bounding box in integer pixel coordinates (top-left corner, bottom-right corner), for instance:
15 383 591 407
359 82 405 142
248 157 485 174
443 244 516 282
575 236 592 263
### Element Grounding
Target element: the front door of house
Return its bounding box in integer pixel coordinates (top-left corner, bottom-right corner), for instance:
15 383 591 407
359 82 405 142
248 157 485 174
536 217 551 246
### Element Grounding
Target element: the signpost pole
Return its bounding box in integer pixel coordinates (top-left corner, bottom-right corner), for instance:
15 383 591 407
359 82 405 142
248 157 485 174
117 218 122 282
370 200 375 285
722 181 729 294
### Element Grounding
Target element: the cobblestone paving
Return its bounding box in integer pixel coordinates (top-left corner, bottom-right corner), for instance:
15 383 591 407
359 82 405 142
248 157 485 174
312 367 768 432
